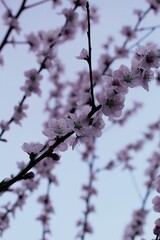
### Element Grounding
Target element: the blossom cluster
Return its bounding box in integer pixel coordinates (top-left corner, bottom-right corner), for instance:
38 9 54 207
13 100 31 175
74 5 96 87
123 209 148 240
20 69 43 96
97 44 160 119
1 0 160 239
152 175 160 236
21 43 160 158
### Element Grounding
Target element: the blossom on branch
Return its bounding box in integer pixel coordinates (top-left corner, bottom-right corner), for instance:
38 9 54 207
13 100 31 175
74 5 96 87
97 91 125 119
120 25 136 40
76 48 89 61
25 33 40 52
135 44 160 69
20 69 43 96
3 10 21 33
147 0 160 12
22 142 44 154
13 103 28 124
43 118 69 139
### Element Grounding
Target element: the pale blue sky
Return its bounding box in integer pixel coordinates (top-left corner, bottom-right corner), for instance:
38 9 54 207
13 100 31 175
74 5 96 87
0 1 160 240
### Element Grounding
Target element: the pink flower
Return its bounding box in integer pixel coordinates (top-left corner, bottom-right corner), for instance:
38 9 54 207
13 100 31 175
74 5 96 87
0 120 10 131
113 64 138 88
3 10 21 33
0 211 9 232
133 9 144 18
98 53 112 71
26 33 40 52
22 142 43 154
66 111 89 137
41 30 57 45
155 218 160 227
135 45 160 69
114 46 128 58
35 157 58 178
37 213 50 224
48 139 69 152
102 74 128 94
77 92 91 105
21 69 42 96
123 209 148 239
36 47 55 70
147 0 160 12
13 104 28 124
153 175 160 193
76 48 89 61
90 112 105 137
152 196 160 212
61 8 78 23
43 118 69 139
120 25 136 40
24 68 43 82
97 91 125 119
131 58 154 91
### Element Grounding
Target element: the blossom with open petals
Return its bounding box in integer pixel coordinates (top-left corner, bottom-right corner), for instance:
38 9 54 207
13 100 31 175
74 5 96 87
43 118 69 139
22 142 43 154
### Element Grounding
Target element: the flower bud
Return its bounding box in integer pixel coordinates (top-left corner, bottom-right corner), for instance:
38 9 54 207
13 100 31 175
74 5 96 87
51 153 61 161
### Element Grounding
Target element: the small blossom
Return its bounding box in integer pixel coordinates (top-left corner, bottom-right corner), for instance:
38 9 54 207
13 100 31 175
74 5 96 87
97 91 125 119
24 68 43 82
22 142 43 154
26 33 40 52
90 113 105 137
133 9 144 18
77 92 91 105
67 111 90 137
102 74 128 94
21 69 43 96
76 48 89 61
43 118 69 139
113 64 139 88
3 10 21 33
0 120 10 131
152 196 160 212
120 25 136 40
37 213 50 224
13 104 28 124
35 157 58 178
115 46 129 58
135 45 160 69
153 175 160 193
36 47 55 69
147 0 160 12
61 8 78 23
123 209 148 239
48 139 69 152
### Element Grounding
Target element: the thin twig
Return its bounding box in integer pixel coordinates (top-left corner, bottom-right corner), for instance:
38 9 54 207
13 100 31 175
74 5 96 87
1 0 10 10
25 0 51 9
86 1 95 109
129 28 155 50
0 0 27 51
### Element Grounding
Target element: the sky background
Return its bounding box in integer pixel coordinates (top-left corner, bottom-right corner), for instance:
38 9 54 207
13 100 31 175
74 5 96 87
0 0 160 240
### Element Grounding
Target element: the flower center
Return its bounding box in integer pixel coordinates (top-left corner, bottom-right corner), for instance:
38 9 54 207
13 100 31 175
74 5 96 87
106 99 114 108
124 74 132 83
74 122 83 129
